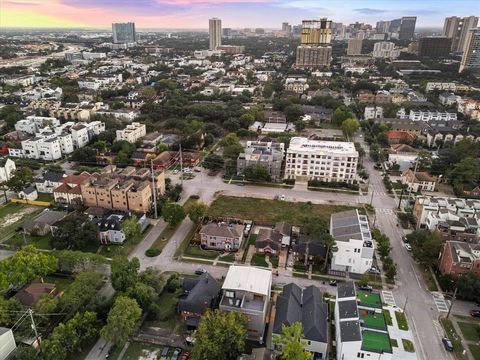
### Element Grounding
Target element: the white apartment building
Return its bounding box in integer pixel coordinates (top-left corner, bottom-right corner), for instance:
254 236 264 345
330 210 374 274
426 82 456 92
372 41 400 59
15 116 60 135
364 105 383 120
69 121 106 149
21 133 73 161
116 122 147 143
409 110 457 122
0 158 16 183
284 137 358 184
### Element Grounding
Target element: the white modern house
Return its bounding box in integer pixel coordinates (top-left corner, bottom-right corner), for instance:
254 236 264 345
0 158 16 183
364 106 383 120
219 266 272 343
330 210 374 274
0 327 16 359
116 122 147 143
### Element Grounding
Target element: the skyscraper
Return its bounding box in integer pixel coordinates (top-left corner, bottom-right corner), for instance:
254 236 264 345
209 18 222 50
376 20 390 34
399 16 417 40
347 39 363 55
112 22 136 44
459 28 480 73
443 16 479 52
295 18 332 68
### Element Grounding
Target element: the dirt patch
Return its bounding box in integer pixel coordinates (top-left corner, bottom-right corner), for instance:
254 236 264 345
0 206 38 227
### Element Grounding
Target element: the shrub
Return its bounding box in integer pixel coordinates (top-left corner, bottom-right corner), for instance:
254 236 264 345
145 248 161 257
284 179 295 185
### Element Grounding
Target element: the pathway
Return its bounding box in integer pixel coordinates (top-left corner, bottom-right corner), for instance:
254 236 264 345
450 319 474 360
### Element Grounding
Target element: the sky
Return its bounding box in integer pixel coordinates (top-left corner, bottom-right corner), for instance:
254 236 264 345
0 0 479 29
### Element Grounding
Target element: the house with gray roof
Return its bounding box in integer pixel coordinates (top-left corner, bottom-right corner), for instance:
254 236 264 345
199 222 245 251
255 228 283 254
23 209 68 235
273 283 328 359
178 272 220 329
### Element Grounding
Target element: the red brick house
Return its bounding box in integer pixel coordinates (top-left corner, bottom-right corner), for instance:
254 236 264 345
152 151 176 170
386 130 415 145
438 241 480 276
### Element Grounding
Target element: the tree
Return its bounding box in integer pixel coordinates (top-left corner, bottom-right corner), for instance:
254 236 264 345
0 297 22 327
263 81 274 98
203 153 224 171
0 245 57 290
244 164 271 182
51 215 99 251
220 133 241 147
114 150 130 167
111 256 140 293
191 310 247 360
447 156 480 189
138 86 157 102
162 203 186 227
341 118 360 139
416 150 433 171
273 322 311 360
332 106 353 125
284 104 304 123
121 217 141 243
6 168 33 193
100 296 142 346
138 267 165 296
406 230 443 267
185 201 209 223
40 311 100 360
359 272 371 286
59 272 104 312
127 282 156 311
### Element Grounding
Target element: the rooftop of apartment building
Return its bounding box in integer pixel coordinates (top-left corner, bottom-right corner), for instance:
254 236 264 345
287 137 357 154
330 209 372 243
416 196 480 210
446 241 480 263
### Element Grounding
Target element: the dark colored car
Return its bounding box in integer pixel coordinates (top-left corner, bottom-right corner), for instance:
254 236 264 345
358 285 373 292
171 348 182 360
161 347 169 357
470 309 480 317
402 236 409 243
329 280 337 286
442 338 454 352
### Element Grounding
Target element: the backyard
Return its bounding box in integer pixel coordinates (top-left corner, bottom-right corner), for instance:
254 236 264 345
0 203 42 243
359 310 387 330
208 196 356 226
357 290 382 309
361 330 392 354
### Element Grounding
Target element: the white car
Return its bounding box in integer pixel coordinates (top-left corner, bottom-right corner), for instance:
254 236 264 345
405 244 412 251
280 195 286 201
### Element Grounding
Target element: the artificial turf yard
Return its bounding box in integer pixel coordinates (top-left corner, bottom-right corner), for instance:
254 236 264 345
207 196 356 226
361 330 392 354
359 310 387 330
357 290 383 308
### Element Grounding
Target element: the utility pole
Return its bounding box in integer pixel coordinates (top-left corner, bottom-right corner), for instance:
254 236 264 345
179 144 184 187
403 296 409 312
150 159 157 219
372 213 377 228
446 287 458 319
28 309 40 347
370 185 374 206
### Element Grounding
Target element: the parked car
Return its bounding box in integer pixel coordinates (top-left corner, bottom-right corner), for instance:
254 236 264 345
358 285 373 292
368 266 380 274
160 347 169 360
280 195 286 201
442 338 454 352
329 280 337 286
405 244 412 251
194 168 201 172
470 309 480 317
402 236 409 243
171 348 182 360
236 182 245 186
195 268 207 275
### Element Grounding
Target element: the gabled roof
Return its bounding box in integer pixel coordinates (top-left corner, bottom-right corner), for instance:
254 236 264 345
273 283 328 343
178 273 220 315
200 223 243 239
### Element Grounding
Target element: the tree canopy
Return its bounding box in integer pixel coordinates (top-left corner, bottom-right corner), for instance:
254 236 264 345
273 322 311 360
100 296 142 346
185 201 209 223
51 215 99 251
162 203 186 227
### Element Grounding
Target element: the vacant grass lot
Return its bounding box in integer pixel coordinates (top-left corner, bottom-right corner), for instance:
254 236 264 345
0 203 41 241
441 318 468 360
458 322 480 342
208 196 355 226
469 344 480 360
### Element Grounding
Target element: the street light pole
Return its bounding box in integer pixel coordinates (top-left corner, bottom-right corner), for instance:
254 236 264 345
403 296 409 312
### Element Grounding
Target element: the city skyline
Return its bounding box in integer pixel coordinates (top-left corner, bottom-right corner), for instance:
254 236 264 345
1 0 479 29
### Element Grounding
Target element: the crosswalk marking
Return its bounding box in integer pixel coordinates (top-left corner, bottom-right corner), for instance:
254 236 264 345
382 290 396 307
432 292 449 312
377 208 395 214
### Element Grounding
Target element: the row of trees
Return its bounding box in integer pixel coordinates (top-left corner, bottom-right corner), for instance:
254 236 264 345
372 229 397 282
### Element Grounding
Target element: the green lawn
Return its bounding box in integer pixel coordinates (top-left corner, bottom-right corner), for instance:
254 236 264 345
402 339 415 353
357 290 382 308
361 330 392 354
184 244 219 259
359 310 387 330
390 338 398 347
219 253 235 263
458 322 480 342
150 224 180 251
441 318 467 360
251 253 269 268
42 275 74 292
383 309 393 326
469 344 480 360
0 203 42 241
270 255 279 268
0 202 23 218
6 233 52 250
208 196 355 226
395 311 409 330
36 193 54 202
158 288 182 323
248 233 257 246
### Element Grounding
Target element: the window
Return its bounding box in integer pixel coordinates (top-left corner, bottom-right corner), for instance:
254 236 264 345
225 291 235 298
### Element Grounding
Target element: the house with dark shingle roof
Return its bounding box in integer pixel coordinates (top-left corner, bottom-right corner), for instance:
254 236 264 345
178 272 220 330
34 171 65 193
255 228 283 254
273 283 328 358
